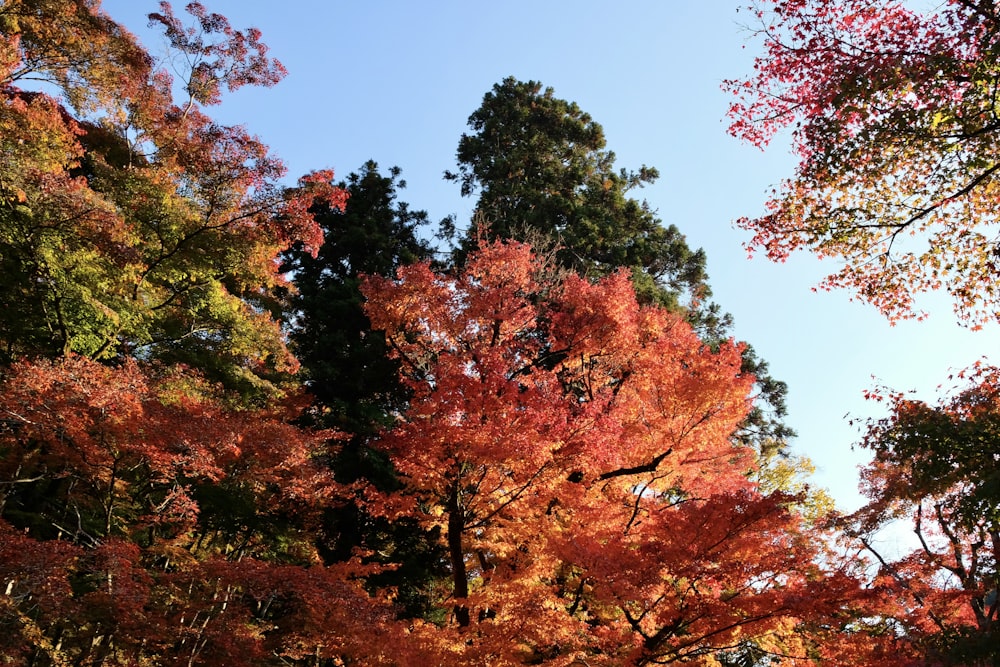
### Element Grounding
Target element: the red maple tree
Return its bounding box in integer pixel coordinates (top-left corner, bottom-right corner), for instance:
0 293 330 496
362 239 873 665
0 354 411 664
727 0 1000 325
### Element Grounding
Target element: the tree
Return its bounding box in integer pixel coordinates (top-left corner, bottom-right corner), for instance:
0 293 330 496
451 76 793 454
281 160 448 618
0 4 401 664
728 0 1000 326
282 160 434 437
446 77 709 311
360 239 870 665
844 365 1000 665
0 0 345 399
0 355 402 665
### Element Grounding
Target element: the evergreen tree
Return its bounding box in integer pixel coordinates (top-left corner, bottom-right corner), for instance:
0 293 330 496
281 161 448 617
282 160 433 438
445 77 708 311
447 77 792 451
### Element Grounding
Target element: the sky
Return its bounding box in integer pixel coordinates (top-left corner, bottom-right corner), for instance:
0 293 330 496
101 1 999 521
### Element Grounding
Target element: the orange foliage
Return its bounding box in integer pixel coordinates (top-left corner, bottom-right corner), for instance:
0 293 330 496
362 240 875 665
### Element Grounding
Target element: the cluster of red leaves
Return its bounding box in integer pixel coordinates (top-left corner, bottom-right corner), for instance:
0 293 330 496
361 240 880 665
0 355 409 665
727 0 1000 325
148 1 287 105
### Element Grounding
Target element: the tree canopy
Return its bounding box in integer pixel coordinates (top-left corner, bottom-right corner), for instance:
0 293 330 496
0 0 344 399
0 1 995 665
450 76 794 454
361 239 866 665
847 366 1000 664
728 0 1000 326
446 76 710 311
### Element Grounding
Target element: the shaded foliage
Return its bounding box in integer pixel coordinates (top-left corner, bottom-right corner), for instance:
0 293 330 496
281 160 448 618
282 160 434 436
845 366 1000 665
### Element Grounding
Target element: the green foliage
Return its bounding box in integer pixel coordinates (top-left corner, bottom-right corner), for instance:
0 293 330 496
922 625 1000 667
282 160 434 435
282 160 449 619
860 367 1000 531
0 1 342 403
752 446 834 523
446 77 710 311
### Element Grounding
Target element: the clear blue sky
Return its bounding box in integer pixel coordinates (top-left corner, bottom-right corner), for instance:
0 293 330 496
102 0 999 515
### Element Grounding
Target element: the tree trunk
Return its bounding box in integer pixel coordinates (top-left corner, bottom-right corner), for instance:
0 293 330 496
447 482 470 627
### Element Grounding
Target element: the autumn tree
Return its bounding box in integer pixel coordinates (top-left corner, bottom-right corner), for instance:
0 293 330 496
728 0 1000 326
0 0 344 399
729 5 1000 662
0 355 406 665
0 4 404 664
361 239 871 665
844 365 1000 665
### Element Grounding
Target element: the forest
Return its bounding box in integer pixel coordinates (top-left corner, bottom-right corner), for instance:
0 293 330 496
0 0 997 665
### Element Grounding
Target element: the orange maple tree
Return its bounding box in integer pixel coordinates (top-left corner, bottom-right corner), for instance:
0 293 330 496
0 3 393 664
361 239 874 665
